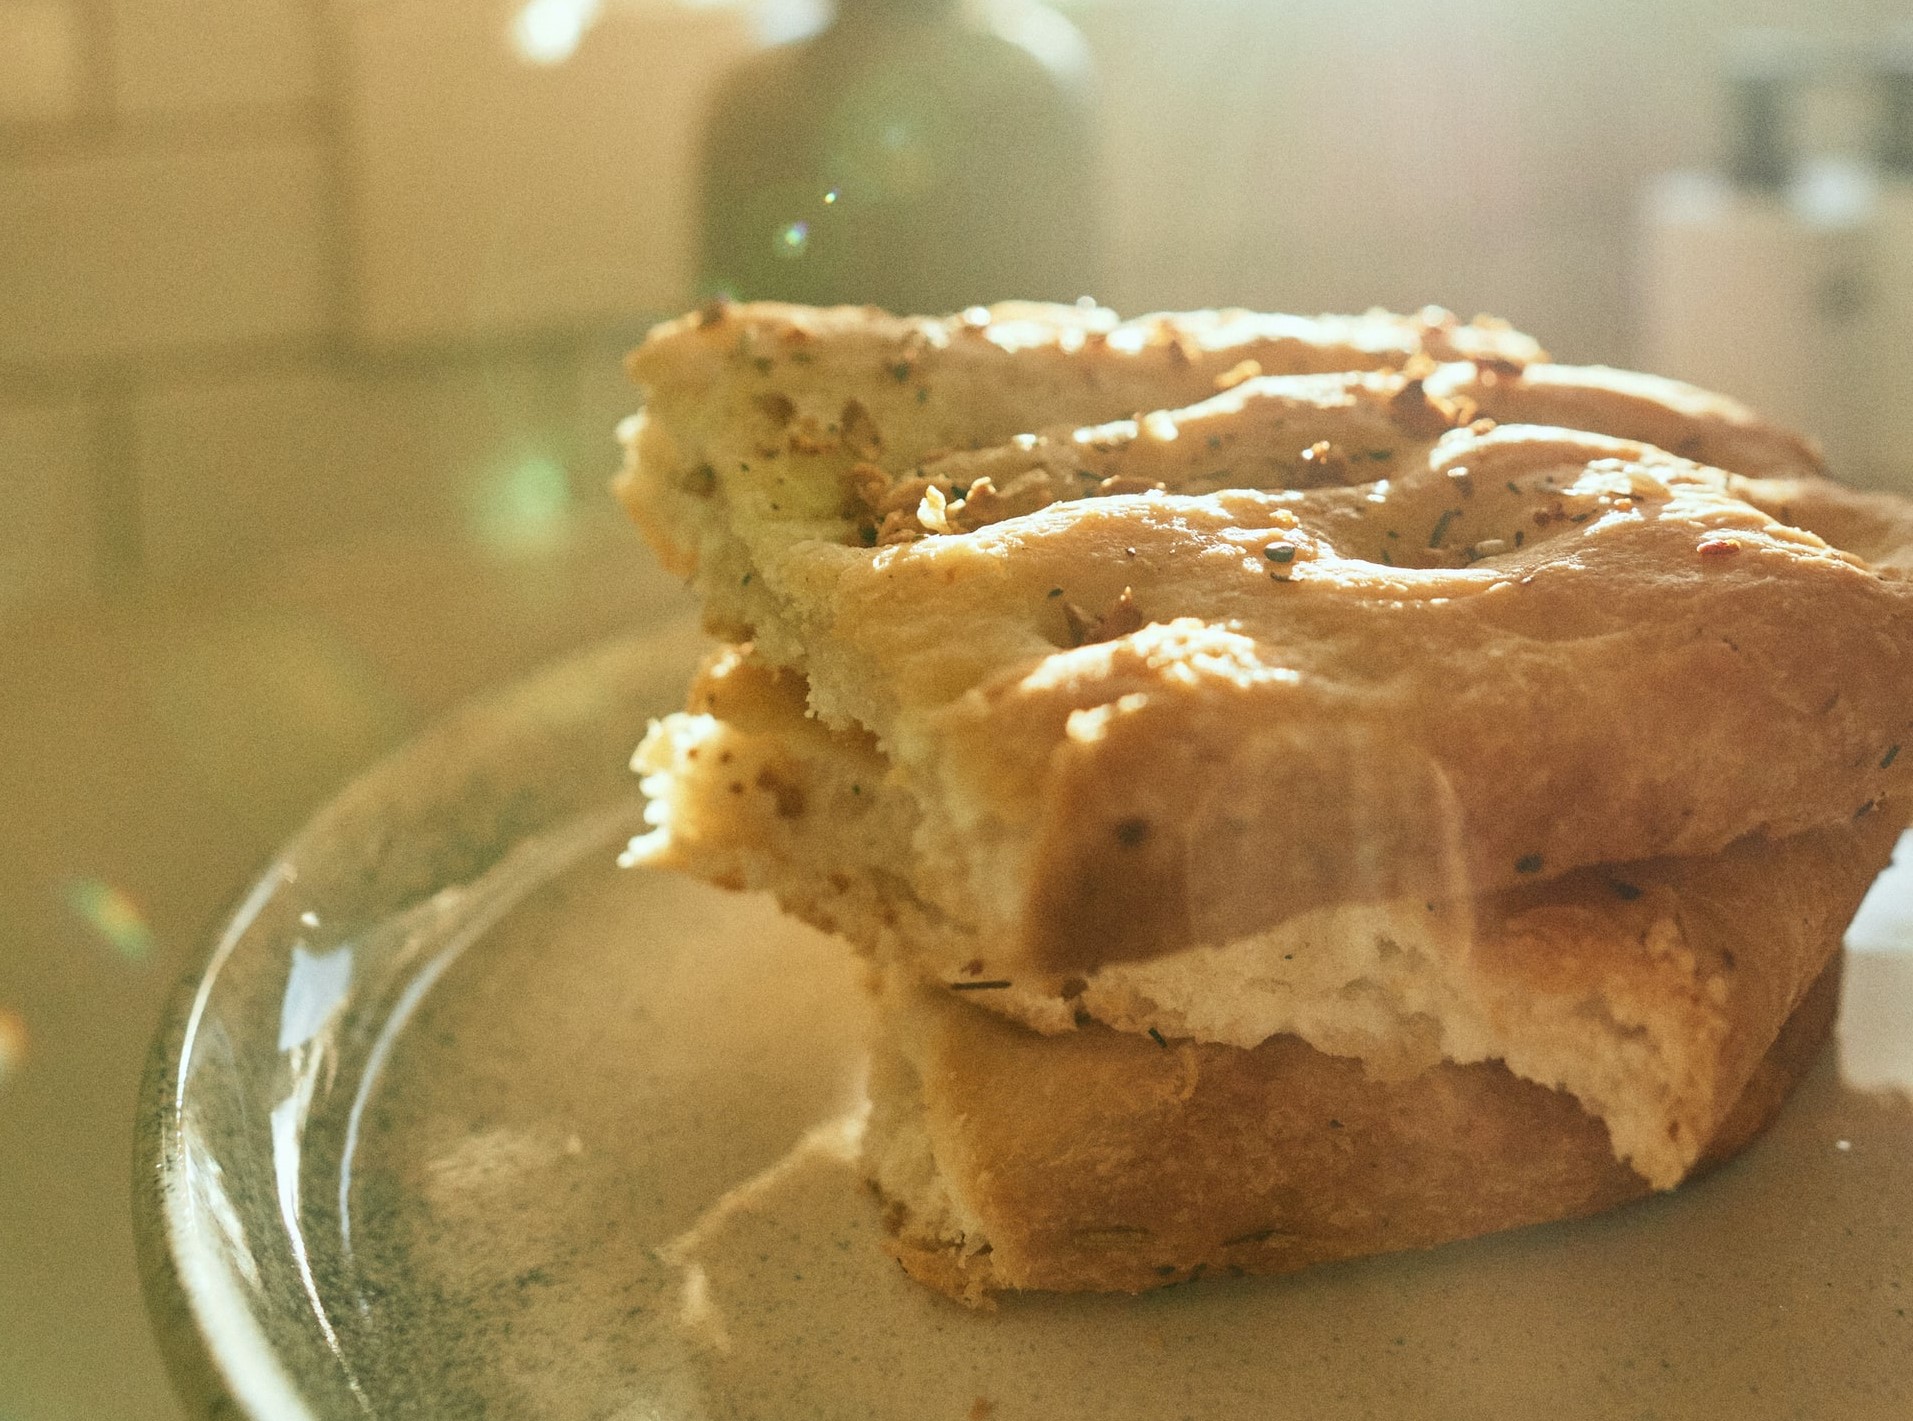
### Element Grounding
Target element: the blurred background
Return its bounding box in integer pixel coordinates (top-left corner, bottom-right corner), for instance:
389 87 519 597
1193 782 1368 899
3 1 1913 1417
5 0 1913 615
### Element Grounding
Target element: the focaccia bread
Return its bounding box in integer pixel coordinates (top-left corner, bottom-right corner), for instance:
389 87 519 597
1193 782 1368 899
634 641 1901 1294
620 307 1913 979
868 944 1853 1301
616 299 1913 1300
633 645 1900 1191
621 301 1547 659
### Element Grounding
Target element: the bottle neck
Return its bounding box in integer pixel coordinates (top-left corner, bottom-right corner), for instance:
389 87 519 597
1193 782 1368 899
833 0 963 23
1726 69 1792 192
1722 32 1798 194
1883 70 1913 179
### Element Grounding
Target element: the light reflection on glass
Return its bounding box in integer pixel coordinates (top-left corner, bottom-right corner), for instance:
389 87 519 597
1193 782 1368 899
270 1088 371 1410
419 1127 576 1213
279 944 355 1053
0 1008 27 1085
508 0 601 65
63 876 154 962
336 799 648 1261
271 939 374 1410
183 1117 263 1290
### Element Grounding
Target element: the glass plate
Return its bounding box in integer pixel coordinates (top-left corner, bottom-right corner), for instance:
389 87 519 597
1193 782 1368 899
137 623 1913 1420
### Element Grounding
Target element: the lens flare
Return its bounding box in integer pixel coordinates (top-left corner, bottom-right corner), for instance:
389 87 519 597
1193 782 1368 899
63 877 154 962
508 0 601 66
777 221 810 258
472 452 572 552
823 188 840 205
0 1009 26 1085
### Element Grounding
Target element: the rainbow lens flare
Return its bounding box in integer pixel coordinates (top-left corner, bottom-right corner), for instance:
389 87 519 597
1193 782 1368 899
0 1009 26 1085
63 877 154 963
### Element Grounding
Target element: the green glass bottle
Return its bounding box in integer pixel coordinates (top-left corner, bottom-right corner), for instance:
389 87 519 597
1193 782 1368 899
697 0 1102 311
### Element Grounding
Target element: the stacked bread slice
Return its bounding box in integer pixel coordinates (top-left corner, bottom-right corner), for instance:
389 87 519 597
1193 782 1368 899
616 300 1913 1301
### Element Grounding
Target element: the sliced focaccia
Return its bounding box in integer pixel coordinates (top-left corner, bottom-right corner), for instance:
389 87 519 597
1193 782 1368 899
616 300 1913 1301
622 329 1911 980
631 643 1902 1192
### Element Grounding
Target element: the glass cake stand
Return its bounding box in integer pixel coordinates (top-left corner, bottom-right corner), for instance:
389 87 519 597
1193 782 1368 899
135 623 1913 1420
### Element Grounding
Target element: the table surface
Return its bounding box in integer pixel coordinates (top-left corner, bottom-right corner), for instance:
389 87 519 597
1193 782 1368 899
0 514 691 1421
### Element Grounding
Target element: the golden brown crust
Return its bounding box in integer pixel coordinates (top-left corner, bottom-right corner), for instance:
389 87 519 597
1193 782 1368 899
879 951 1843 1302
1732 473 1913 575
620 303 1911 977
618 302 1913 1301
854 361 1826 546
648 664 1900 1196
616 302 1549 656
831 434 1913 971
626 300 1547 407
1426 361 1823 479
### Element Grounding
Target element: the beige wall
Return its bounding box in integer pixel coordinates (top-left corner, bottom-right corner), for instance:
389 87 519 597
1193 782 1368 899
2 0 1906 612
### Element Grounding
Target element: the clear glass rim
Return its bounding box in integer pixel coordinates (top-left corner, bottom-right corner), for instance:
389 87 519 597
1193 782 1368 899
131 620 705 1421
